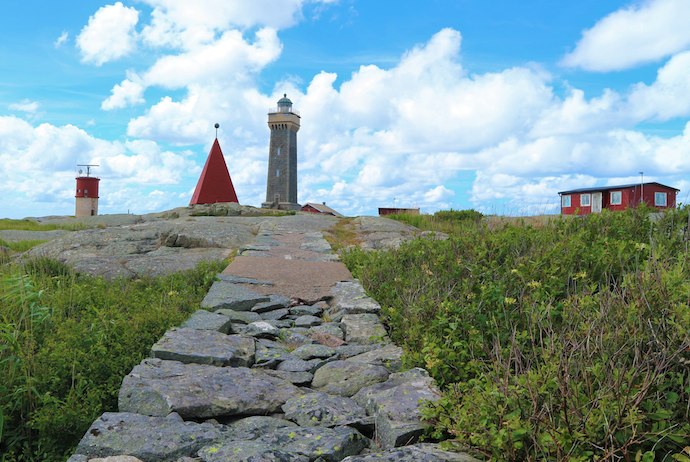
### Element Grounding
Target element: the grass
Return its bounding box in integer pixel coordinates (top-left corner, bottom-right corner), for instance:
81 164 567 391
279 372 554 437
0 257 227 461
0 219 91 232
324 218 362 252
0 239 48 253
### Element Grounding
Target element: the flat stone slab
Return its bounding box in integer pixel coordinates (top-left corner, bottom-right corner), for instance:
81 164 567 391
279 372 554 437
223 256 353 301
291 344 337 360
150 328 255 367
282 391 368 427
347 344 403 372
341 314 389 344
119 359 300 419
312 360 390 397
74 412 221 461
180 310 233 333
330 280 381 316
245 321 281 339
198 441 309 462
353 368 442 449
215 309 262 325
217 274 274 285
264 369 314 386
201 426 366 462
294 315 322 328
226 416 298 441
251 295 291 313
341 444 480 461
201 281 269 311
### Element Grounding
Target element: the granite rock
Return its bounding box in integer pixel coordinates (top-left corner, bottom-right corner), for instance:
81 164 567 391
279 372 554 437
311 360 389 397
119 359 300 419
74 412 221 461
150 328 255 367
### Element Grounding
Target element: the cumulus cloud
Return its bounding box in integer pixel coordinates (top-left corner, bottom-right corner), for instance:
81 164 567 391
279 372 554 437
66 0 690 217
627 51 690 120
140 0 330 49
0 116 198 217
101 75 146 110
562 0 690 71
9 99 40 114
54 31 69 48
77 2 139 66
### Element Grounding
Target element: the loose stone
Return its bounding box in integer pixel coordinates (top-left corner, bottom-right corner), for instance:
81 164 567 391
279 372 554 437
282 391 368 427
73 412 221 461
180 310 233 334
201 281 269 311
150 328 255 367
119 359 300 419
311 360 390 397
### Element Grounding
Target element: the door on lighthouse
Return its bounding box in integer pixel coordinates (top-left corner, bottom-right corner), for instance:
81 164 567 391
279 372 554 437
592 192 602 213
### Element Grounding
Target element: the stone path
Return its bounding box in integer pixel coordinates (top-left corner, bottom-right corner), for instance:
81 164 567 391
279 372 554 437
69 219 477 462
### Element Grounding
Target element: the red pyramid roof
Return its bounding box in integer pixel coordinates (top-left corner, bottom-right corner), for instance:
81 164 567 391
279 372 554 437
190 138 239 205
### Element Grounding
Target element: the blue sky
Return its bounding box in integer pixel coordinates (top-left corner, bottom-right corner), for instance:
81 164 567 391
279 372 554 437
1 0 690 218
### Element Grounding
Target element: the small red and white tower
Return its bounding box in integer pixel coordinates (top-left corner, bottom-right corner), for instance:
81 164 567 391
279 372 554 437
75 164 100 217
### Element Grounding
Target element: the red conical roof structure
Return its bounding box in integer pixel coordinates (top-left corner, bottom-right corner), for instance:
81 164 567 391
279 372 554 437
190 138 239 205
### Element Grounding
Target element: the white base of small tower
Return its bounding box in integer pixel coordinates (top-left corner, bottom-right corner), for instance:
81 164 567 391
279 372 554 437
76 197 98 217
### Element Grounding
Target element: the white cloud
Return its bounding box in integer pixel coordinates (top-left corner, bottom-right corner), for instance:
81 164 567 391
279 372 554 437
54 31 69 48
562 0 690 71
627 50 690 120
140 0 331 49
77 2 139 66
101 75 146 110
0 116 198 217
9 99 39 114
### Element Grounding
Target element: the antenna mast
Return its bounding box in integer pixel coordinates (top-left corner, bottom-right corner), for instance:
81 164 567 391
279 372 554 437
77 164 99 177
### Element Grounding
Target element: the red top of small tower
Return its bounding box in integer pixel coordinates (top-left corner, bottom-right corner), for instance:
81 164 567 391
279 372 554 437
190 138 239 205
75 177 100 198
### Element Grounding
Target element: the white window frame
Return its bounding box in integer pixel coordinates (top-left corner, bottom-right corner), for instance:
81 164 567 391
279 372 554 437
654 192 667 206
561 195 571 208
580 194 591 207
610 191 622 205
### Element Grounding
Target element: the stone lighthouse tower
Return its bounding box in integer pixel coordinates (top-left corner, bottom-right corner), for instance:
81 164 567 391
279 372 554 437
75 164 100 217
262 94 300 210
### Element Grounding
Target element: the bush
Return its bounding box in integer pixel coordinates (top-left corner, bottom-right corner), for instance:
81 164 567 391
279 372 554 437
0 258 226 461
342 207 690 460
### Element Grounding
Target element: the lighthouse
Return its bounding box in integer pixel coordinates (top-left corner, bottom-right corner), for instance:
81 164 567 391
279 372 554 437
262 94 300 210
75 164 100 217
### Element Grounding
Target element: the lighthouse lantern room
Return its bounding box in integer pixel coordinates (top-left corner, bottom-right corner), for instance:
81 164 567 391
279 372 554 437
75 164 100 217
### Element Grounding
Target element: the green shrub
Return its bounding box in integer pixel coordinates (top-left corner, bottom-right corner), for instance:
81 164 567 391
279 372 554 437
0 258 226 461
342 207 690 460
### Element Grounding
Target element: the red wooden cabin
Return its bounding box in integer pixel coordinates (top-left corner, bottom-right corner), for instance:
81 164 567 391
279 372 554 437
559 182 678 215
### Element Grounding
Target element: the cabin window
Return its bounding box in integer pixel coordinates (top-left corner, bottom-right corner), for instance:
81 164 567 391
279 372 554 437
84 189 89 197
580 194 591 206
655 192 667 206
610 191 622 205
561 195 571 207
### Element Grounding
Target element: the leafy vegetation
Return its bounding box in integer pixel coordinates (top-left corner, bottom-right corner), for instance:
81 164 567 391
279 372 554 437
342 207 690 461
0 257 225 461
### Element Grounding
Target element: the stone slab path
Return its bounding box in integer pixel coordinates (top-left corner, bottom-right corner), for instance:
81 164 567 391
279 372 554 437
69 217 478 462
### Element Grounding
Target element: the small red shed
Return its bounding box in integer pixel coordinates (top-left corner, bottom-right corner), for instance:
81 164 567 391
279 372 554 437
301 202 344 217
559 182 679 215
